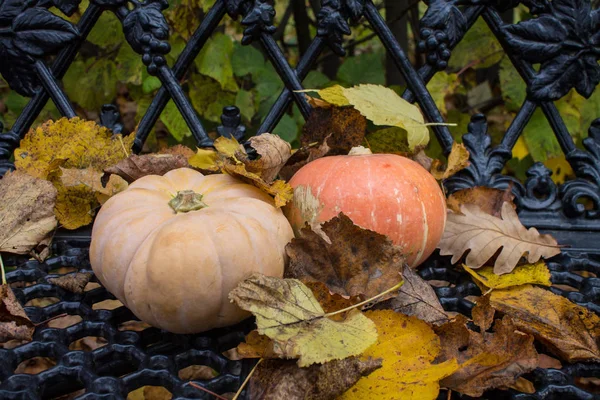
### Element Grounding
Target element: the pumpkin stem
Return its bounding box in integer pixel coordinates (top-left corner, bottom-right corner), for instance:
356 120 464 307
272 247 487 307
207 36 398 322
169 190 208 213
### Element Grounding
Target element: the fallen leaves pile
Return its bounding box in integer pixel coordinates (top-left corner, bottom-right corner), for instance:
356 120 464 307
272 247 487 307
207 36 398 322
0 83 597 398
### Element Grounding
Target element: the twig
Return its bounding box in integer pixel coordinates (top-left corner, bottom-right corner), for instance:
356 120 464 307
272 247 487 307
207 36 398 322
35 313 69 327
0 254 6 286
324 281 403 318
188 382 229 400
232 358 263 400
118 135 130 158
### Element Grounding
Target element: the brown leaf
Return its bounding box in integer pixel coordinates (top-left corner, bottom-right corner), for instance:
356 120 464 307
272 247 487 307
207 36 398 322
490 285 600 363
411 147 433 172
279 140 331 182
431 143 470 180
472 294 494 333
285 214 404 300
373 266 447 326
47 273 93 294
0 171 57 255
237 330 278 359
249 357 382 400
438 202 561 274
446 186 515 218
242 133 292 183
0 284 35 342
435 315 538 397
507 377 536 394
305 281 360 315
222 161 292 207
538 354 562 369
158 144 196 158
301 107 367 154
102 153 190 184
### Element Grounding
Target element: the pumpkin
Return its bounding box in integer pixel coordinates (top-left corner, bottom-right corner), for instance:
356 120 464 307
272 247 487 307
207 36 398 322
90 168 294 334
286 153 446 267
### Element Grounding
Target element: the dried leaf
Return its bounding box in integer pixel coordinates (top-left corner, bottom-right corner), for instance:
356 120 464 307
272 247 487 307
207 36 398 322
214 135 244 158
279 140 331 183
438 203 561 274
431 143 470 180
304 281 360 316
1 284 34 342
464 262 552 290
435 315 538 397
446 186 515 218
339 310 459 400
237 330 278 359
158 144 195 158
538 354 562 369
472 294 495 332
188 148 220 171
285 214 404 301
47 273 93 294
490 285 600 362
374 267 448 326
102 153 190 183
223 161 292 207
243 133 292 183
300 107 367 154
249 357 382 400
14 117 133 179
508 377 536 394
229 274 378 367
0 171 57 255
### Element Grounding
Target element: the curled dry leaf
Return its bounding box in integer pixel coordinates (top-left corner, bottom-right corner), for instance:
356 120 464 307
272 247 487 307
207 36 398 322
0 171 57 255
339 310 459 400
228 273 378 367
279 139 331 182
430 142 470 180
285 214 404 301
301 107 367 154
435 314 538 397
463 262 552 291
374 267 448 326
102 153 190 184
446 186 515 218
490 285 600 363
249 357 382 400
438 203 561 274
241 133 292 183
47 272 93 294
1 284 35 343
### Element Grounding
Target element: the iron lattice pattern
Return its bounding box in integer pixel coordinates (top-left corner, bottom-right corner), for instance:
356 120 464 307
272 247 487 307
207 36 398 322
0 0 599 398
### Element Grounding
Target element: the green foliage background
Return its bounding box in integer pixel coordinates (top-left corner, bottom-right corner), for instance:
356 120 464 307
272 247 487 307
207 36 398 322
0 1 598 183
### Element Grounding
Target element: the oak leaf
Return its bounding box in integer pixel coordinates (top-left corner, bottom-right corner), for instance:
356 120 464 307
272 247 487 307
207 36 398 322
102 153 190 183
464 262 552 291
249 357 382 400
374 266 448 326
339 310 459 400
1 284 35 342
438 202 561 274
228 274 378 367
285 214 404 301
0 171 57 255
446 186 515 218
435 313 539 397
431 142 470 180
490 285 600 363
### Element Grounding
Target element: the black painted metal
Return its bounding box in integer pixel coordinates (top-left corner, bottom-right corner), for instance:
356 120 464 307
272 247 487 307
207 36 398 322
0 0 599 399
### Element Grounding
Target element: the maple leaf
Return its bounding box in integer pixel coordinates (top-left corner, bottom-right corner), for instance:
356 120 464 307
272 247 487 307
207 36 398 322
1 284 35 343
435 313 539 397
463 262 552 291
0 171 57 255
339 310 459 400
285 214 405 301
228 273 378 367
430 142 470 180
438 202 561 274
102 153 190 183
446 186 515 218
249 357 382 400
490 285 600 363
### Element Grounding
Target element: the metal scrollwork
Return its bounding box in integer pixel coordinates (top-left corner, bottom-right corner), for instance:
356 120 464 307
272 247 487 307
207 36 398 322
520 162 560 211
318 0 365 56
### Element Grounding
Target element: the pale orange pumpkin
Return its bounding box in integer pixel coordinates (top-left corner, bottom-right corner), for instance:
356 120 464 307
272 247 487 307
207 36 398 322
286 153 446 267
90 168 294 334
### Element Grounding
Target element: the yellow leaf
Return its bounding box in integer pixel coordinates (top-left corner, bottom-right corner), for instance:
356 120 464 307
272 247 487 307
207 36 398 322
213 135 243 158
490 285 600 363
188 148 220 171
543 156 574 185
512 136 529 160
340 310 459 400
53 179 98 230
300 86 349 106
463 262 552 290
431 142 470 180
229 273 378 367
15 117 133 179
223 162 292 207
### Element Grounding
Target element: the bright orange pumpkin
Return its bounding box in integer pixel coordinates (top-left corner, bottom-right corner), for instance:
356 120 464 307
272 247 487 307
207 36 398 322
90 168 294 334
286 153 446 267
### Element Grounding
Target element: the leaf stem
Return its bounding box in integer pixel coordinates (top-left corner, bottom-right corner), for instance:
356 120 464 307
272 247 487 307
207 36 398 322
118 136 129 158
0 254 6 286
324 281 404 318
188 382 229 400
232 358 263 400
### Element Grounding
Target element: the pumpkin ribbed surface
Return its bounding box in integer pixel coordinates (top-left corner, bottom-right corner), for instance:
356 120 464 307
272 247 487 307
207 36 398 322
286 154 446 267
90 168 294 334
